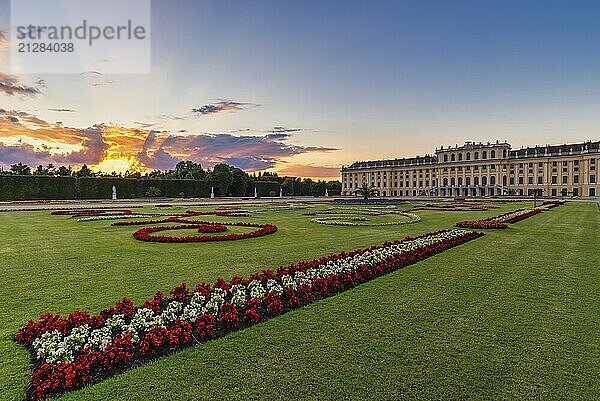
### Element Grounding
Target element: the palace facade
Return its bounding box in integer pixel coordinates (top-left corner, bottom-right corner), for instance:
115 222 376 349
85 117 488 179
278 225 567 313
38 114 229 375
341 140 599 197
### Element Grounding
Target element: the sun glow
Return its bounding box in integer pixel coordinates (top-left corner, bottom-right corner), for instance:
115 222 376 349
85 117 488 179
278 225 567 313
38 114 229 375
92 158 135 174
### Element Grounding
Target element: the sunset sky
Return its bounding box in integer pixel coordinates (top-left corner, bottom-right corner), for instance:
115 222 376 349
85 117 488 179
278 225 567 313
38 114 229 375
1 0 600 180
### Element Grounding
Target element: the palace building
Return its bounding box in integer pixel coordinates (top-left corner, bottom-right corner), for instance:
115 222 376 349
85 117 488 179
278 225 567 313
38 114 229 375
341 140 599 198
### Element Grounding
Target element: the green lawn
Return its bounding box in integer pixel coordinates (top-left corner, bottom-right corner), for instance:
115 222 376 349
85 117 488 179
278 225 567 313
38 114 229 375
1 201 599 400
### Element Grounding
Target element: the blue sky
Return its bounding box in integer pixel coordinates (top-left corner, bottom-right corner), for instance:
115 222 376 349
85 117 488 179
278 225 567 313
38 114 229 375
1 0 600 178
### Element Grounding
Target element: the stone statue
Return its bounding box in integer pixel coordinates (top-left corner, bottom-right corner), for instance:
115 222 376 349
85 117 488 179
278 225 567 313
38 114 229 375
112 185 117 200
210 186 215 199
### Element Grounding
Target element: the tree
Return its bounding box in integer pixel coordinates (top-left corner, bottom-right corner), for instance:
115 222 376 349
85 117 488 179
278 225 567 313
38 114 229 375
76 164 93 177
230 167 249 196
211 163 234 195
57 165 72 176
356 182 377 199
145 186 162 197
281 177 295 196
174 161 205 180
10 162 31 175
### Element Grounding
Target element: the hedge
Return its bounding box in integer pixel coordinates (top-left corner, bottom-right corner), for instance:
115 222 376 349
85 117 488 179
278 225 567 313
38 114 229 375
0 176 212 200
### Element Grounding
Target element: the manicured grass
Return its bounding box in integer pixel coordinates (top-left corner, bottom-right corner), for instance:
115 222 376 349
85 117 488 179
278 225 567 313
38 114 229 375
1 202 599 400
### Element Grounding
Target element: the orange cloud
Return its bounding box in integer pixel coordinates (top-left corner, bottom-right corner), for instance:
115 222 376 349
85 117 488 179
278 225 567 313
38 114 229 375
0 110 338 174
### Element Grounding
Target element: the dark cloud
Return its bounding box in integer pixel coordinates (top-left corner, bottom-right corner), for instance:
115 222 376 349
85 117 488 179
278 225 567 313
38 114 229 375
48 108 76 112
264 133 290 140
141 132 337 171
0 142 54 167
0 72 41 96
192 100 258 115
157 114 185 121
271 126 303 133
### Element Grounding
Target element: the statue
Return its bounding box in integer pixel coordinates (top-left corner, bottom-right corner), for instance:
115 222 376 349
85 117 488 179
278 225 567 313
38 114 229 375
112 185 117 200
254 187 258 198
210 186 215 199
325 188 329 197
279 187 283 197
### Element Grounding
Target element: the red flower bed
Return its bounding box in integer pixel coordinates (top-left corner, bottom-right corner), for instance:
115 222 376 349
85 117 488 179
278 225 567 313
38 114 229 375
51 209 134 216
456 220 508 229
132 222 277 242
17 229 483 400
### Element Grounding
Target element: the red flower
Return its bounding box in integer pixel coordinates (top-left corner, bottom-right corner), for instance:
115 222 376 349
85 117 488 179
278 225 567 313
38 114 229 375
218 302 238 331
170 283 190 303
101 334 134 369
194 314 215 340
263 293 283 317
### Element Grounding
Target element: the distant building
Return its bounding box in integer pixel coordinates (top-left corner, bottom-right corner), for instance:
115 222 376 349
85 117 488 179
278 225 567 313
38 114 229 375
341 140 599 197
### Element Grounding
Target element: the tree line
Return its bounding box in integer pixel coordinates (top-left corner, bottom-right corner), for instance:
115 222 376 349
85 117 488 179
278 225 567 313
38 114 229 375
0 161 341 200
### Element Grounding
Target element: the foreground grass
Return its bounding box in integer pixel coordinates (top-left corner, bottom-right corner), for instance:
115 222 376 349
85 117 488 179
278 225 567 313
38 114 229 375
1 202 599 400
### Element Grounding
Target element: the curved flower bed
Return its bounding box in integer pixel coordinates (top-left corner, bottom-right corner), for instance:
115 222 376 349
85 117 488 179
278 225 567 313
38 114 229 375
77 215 152 222
51 209 135 216
490 208 541 223
455 206 545 229
312 212 421 226
16 228 483 400
132 222 277 243
456 220 508 229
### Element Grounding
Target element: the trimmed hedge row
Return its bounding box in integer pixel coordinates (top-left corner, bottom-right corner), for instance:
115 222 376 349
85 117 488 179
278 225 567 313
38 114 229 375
0 176 212 200
0 176 288 200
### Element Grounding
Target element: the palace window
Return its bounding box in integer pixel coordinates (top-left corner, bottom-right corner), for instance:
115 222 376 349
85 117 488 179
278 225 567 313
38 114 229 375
552 176 557 184
591 175 596 183
562 176 568 184
483 151 487 159
519 177 524 184
444 154 448 162
528 177 533 184
590 188 596 196
538 176 543 184
491 150 496 158
474 152 479 160
451 154 456 161
466 152 471 160
574 175 579 183
552 161 557 167
458 153 463 161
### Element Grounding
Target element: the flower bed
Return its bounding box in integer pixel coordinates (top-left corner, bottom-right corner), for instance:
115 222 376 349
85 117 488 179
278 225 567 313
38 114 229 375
16 228 483 400
312 212 421 226
77 215 152 222
51 209 135 216
490 208 541 223
455 207 544 229
132 222 277 243
456 220 508 229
